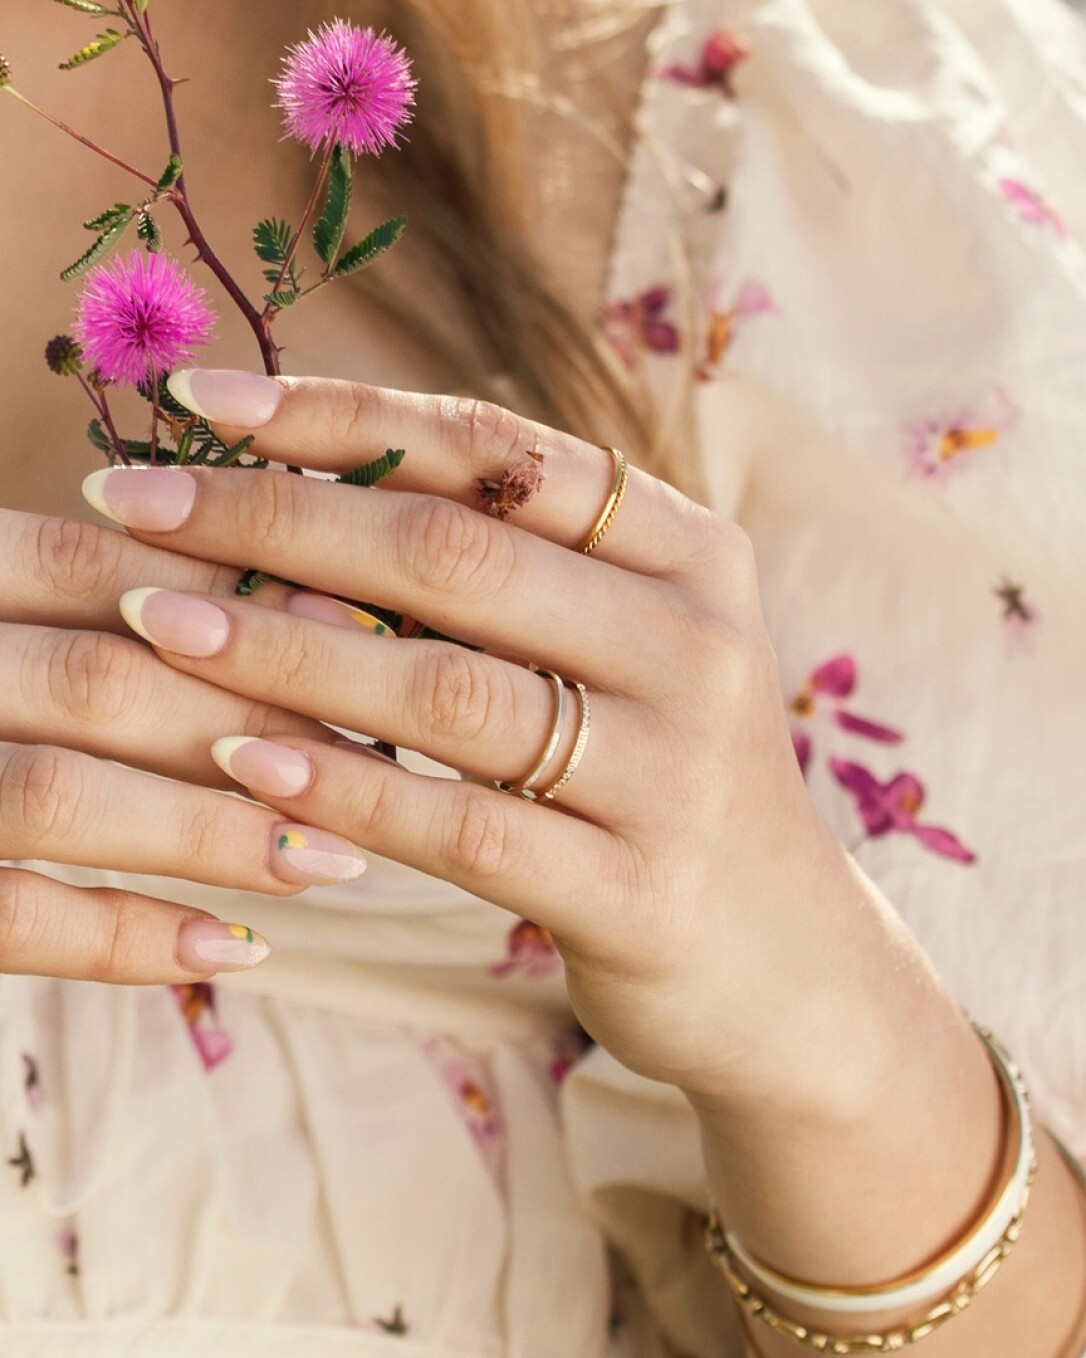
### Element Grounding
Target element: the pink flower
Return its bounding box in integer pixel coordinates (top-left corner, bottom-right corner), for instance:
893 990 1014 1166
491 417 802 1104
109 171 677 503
788 654 902 779
830 758 976 863
661 28 749 95
73 251 215 389
998 178 1068 237
603 286 681 367
489 919 562 980
902 386 1018 480
171 983 234 1071
274 20 416 158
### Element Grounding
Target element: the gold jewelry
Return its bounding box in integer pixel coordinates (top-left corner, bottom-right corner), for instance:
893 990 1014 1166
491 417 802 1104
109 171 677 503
705 1024 1039 1351
539 682 590 801
580 446 628 555
494 669 567 799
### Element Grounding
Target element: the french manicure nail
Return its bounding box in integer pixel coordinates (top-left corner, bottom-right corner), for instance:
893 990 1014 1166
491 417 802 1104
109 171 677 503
177 919 271 972
286 593 395 635
212 737 313 797
168 369 283 427
270 823 367 886
82 467 197 532
120 587 230 657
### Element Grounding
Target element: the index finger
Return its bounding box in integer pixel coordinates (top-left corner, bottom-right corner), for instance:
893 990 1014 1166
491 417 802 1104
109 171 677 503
167 370 716 580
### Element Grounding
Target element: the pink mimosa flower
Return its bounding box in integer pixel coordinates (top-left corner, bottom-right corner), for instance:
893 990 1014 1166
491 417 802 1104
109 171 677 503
489 919 562 979
73 251 215 389
830 758 976 863
274 20 416 157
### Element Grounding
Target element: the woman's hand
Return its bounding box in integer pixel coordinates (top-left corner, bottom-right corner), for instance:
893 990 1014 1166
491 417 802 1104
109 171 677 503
0 505 367 984
81 370 897 1103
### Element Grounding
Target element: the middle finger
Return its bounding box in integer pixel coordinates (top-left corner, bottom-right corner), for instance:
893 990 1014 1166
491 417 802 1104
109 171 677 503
82 466 688 694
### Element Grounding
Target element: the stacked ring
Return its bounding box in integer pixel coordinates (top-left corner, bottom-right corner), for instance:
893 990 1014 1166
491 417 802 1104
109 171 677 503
495 669 567 799
580 446 628 555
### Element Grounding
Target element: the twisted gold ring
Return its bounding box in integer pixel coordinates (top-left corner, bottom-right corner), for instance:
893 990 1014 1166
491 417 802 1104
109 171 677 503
579 446 628 555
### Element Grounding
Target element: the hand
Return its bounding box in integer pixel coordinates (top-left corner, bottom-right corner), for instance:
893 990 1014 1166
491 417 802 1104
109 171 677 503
0 505 365 984
81 371 883 1101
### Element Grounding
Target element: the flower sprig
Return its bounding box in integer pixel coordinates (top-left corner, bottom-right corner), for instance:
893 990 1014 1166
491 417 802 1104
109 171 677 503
4 6 415 476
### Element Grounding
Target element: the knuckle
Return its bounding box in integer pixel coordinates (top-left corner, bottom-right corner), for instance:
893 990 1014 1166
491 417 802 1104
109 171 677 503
412 647 495 744
235 471 304 560
460 398 524 474
441 787 514 881
407 498 515 598
177 800 224 873
33 516 125 604
83 895 141 983
0 746 83 848
43 630 145 727
337 382 378 450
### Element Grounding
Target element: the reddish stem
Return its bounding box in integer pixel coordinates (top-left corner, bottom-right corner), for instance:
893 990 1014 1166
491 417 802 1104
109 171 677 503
261 143 334 321
92 385 132 468
3 87 157 188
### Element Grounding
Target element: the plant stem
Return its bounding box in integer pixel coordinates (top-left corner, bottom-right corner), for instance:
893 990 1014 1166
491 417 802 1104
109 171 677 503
84 383 132 467
2 87 157 188
261 143 334 321
148 365 160 464
125 2 284 378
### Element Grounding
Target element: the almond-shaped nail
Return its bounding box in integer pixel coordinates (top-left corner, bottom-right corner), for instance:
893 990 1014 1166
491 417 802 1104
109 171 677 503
82 467 197 532
270 823 367 886
286 593 395 635
212 737 313 797
120 587 230 657
177 919 271 972
168 369 283 427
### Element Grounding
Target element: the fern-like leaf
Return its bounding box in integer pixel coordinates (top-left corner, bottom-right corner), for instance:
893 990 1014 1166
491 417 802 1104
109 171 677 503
59 28 124 70
253 217 294 266
61 214 133 280
83 203 131 232
338 448 406 487
264 290 299 309
55 0 111 14
155 155 183 193
314 144 353 267
137 211 162 253
332 214 407 278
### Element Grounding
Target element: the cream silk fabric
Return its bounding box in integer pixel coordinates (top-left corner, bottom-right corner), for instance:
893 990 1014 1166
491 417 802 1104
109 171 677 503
2 2 1085 1355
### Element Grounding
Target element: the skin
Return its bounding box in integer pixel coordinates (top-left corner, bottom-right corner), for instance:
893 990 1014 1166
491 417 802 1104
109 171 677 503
1 4 1084 1355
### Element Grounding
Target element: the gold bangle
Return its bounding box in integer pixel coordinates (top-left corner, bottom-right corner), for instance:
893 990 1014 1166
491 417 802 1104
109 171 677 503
580 446 628 555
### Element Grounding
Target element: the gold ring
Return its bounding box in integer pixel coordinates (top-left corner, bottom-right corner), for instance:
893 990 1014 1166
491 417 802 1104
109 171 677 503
539 682 590 801
495 669 567 799
579 446 628 555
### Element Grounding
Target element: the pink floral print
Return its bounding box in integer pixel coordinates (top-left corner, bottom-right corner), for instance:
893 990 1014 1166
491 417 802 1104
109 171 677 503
789 653 902 776
55 1227 79 1277
830 759 976 863
604 286 681 367
422 1036 502 1171
699 278 776 379
549 1027 594 1086
998 178 1068 236
660 29 749 97
171 983 234 1071
903 386 1018 480
490 919 562 980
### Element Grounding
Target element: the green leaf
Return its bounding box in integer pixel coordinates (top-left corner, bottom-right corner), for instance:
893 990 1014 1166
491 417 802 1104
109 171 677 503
136 210 162 253
59 28 125 70
332 213 407 278
54 0 111 14
174 427 195 465
253 217 294 266
338 448 406 487
61 213 133 280
208 435 255 467
264 289 299 309
155 154 183 193
86 418 113 455
83 203 131 232
235 570 273 597
314 144 353 267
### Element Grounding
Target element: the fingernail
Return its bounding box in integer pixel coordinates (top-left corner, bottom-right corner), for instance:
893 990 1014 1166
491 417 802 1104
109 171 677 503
82 467 197 532
270 823 367 886
286 593 395 635
177 919 271 972
168 369 283 427
212 737 313 797
120 587 230 657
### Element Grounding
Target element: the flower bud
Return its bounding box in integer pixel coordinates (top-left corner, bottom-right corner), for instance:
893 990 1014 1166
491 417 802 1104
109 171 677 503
44 335 85 377
0 53 13 90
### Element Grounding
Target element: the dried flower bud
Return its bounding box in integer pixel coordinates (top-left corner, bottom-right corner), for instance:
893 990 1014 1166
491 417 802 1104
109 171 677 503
0 53 13 90
44 334 84 377
475 451 546 520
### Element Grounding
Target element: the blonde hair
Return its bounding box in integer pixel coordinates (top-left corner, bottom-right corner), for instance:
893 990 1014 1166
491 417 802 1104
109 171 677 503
312 0 699 493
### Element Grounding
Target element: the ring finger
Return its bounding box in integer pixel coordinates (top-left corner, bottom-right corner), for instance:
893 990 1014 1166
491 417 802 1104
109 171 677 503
116 587 644 823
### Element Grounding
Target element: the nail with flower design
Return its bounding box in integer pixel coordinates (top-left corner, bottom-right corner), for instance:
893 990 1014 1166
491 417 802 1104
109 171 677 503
660 29 749 97
903 385 1019 480
603 285 680 368
830 758 976 863
698 277 776 380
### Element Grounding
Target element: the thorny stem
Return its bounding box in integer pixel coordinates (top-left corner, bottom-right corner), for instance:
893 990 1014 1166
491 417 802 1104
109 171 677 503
2 86 158 188
86 383 132 467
